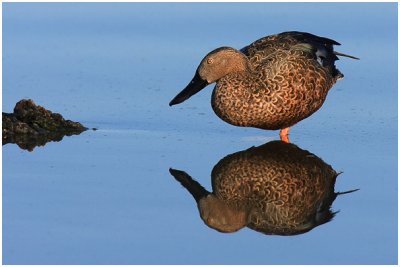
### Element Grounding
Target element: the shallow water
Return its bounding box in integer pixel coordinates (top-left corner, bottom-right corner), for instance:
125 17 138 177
2 2 398 264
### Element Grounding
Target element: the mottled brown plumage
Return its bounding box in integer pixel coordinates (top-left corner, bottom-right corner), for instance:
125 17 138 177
169 141 358 235
169 31 358 138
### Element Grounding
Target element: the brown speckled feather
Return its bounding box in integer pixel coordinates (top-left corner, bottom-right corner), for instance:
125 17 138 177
170 141 358 235
211 141 339 235
212 32 342 130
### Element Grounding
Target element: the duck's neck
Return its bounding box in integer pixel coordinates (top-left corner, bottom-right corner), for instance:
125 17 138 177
228 51 253 74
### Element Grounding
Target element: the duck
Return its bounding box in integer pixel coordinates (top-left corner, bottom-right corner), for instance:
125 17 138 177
169 31 358 142
169 141 359 235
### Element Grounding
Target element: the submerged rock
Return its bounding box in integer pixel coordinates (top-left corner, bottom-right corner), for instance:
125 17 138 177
3 99 87 151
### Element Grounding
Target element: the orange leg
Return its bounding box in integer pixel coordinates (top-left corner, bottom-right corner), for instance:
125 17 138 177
279 127 290 143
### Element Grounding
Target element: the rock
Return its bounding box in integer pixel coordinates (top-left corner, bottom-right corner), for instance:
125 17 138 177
3 99 88 151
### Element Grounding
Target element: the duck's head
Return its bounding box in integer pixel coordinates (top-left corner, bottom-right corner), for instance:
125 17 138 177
169 47 250 106
169 168 248 233
198 194 248 233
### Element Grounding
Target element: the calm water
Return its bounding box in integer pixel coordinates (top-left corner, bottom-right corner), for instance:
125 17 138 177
2 2 398 264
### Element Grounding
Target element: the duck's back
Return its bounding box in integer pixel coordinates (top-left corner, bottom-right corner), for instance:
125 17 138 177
241 31 343 79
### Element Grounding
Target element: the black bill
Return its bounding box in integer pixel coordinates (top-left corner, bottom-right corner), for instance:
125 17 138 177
169 71 209 106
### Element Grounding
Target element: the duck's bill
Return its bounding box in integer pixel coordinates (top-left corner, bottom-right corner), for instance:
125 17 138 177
169 168 209 202
169 72 209 106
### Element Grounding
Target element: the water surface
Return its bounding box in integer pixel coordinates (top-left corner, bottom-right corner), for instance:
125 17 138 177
2 2 398 264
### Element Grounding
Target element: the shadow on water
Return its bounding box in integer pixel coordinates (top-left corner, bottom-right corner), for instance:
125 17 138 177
169 140 358 236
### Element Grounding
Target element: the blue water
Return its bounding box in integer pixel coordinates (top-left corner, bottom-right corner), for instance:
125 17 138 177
2 2 398 264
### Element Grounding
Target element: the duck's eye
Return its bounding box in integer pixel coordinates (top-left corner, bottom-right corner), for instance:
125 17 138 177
207 58 214 64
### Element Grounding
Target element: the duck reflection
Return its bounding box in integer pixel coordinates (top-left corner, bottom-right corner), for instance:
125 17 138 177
169 141 358 236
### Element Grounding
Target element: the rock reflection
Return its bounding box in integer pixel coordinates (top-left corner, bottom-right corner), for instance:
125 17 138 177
169 141 358 236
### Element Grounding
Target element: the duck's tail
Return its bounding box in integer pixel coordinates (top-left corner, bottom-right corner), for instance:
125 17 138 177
331 51 359 80
334 51 360 60
336 188 360 196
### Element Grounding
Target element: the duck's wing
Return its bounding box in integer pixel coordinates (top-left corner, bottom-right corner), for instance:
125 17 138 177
241 31 340 63
241 31 357 79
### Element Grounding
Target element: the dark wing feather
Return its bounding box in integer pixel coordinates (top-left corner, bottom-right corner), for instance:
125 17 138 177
240 31 345 79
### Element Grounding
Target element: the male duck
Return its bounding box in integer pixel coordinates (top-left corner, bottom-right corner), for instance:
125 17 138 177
169 31 358 141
